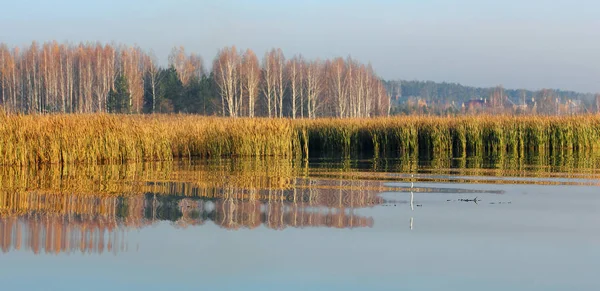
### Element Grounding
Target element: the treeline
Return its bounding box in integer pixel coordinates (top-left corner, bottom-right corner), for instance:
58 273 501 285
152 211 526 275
0 42 147 113
388 80 598 103
387 80 600 115
0 41 390 117
213 47 389 118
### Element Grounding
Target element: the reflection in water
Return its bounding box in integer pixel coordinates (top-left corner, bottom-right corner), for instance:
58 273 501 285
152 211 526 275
0 195 145 255
0 188 379 255
410 174 415 230
1 155 599 255
0 215 130 255
0 161 384 254
312 153 600 184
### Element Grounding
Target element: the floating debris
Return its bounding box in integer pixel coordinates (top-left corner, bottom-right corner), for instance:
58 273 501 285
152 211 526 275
457 197 481 204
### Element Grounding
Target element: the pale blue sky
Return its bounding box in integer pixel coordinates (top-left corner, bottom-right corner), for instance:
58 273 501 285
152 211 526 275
1 0 599 92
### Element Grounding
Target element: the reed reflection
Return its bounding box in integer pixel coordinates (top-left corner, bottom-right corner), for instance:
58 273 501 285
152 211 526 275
0 161 384 255
2 154 598 256
0 195 145 255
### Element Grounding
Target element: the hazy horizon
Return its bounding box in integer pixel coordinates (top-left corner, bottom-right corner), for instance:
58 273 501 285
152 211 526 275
2 0 599 93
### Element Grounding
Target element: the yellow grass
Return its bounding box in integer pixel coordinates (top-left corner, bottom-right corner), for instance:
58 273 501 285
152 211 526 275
1 113 600 166
297 115 600 158
0 114 296 165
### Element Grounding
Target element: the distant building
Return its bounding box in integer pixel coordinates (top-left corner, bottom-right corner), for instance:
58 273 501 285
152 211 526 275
406 96 428 108
463 98 486 110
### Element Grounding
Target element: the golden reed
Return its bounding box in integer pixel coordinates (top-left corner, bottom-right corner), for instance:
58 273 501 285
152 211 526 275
1 113 600 166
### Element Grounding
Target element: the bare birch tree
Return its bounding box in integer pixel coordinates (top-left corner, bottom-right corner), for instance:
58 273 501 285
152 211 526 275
242 49 260 117
214 46 241 117
328 58 347 118
286 55 303 119
265 48 286 118
305 59 324 119
144 52 163 113
261 51 276 118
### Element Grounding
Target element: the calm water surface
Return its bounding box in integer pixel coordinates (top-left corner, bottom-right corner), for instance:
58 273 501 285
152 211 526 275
1 158 599 291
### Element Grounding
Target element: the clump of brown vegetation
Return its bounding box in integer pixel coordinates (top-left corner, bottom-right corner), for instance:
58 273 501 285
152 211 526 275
298 115 600 158
2 114 600 166
0 114 295 165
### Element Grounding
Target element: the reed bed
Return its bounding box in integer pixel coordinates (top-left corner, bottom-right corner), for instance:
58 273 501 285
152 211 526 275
0 114 296 166
297 115 600 159
1 113 600 166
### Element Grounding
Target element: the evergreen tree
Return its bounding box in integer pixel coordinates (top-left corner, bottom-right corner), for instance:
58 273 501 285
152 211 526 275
198 73 218 115
158 67 183 113
180 76 202 113
108 74 131 113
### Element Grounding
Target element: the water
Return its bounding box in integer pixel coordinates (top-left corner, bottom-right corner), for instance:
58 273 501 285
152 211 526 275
1 158 599 291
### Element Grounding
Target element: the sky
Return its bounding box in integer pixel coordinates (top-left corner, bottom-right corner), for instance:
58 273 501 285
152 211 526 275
1 0 599 92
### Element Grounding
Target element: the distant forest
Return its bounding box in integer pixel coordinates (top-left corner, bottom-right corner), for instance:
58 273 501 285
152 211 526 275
0 41 389 118
386 80 600 115
1 41 598 117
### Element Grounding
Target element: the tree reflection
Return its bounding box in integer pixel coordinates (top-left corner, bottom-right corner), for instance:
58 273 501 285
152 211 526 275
1 154 598 255
0 178 382 255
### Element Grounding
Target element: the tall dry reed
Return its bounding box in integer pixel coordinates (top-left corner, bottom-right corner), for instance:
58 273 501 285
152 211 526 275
1 114 600 166
0 114 295 166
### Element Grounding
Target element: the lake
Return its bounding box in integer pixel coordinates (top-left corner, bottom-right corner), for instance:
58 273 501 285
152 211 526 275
1 157 599 291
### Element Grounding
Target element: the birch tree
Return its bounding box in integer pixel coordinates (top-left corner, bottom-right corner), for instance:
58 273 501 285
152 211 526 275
265 48 286 118
261 51 276 118
241 49 260 117
286 55 303 119
144 53 162 114
305 59 324 119
328 58 347 118
214 46 241 117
